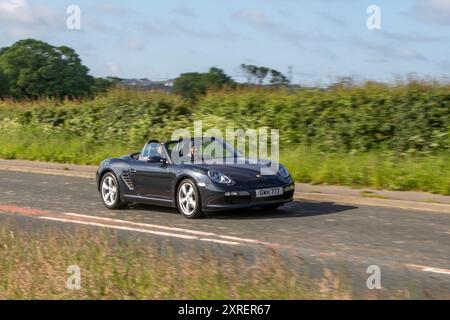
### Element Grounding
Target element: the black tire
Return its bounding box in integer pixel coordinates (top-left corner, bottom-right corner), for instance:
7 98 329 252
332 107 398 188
177 179 204 219
100 172 128 210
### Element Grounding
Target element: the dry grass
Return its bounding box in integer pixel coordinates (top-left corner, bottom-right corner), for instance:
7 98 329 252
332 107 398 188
0 220 354 300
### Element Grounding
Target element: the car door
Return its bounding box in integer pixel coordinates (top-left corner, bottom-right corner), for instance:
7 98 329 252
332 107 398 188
130 143 175 200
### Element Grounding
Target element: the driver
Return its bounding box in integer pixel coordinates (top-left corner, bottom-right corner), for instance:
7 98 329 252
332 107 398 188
190 145 201 163
190 146 198 158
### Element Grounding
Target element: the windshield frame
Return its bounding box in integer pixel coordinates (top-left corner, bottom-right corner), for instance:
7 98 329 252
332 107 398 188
164 137 243 164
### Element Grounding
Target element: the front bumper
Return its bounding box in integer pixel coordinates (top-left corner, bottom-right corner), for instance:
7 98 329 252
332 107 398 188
200 181 295 212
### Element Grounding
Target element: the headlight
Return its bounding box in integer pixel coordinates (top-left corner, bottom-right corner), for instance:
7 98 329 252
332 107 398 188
278 165 290 179
208 170 234 184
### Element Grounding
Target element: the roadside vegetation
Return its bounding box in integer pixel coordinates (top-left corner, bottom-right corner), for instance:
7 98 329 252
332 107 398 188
0 39 449 195
0 219 355 299
283 146 450 195
0 83 449 195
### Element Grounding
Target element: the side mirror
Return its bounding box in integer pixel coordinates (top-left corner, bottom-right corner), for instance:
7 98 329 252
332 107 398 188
160 157 168 166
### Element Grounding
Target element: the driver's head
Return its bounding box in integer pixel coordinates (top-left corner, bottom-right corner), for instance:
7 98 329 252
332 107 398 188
190 146 198 157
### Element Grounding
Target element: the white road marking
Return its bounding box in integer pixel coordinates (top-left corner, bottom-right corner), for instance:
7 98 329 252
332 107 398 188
199 239 241 246
0 205 273 247
39 216 198 240
63 212 268 245
405 264 450 275
64 213 213 236
422 267 450 275
39 216 241 246
214 235 262 244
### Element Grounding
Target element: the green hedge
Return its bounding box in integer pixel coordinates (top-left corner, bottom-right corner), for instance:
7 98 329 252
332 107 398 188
196 84 450 153
1 85 449 194
1 83 448 154
0 90 192 149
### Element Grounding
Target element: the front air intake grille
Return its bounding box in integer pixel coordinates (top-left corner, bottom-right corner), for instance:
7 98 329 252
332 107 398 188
121 173 134 190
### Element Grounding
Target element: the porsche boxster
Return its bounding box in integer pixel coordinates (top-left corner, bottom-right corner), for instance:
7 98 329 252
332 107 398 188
96 138 295 219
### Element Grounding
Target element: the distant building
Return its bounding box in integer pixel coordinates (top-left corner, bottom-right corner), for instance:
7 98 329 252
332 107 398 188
118 78 174 91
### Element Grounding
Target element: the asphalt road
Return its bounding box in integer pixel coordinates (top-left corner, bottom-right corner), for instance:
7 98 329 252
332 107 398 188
0 170 449 299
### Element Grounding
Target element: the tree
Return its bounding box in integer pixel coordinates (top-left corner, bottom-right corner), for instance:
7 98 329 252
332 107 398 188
255 67 270 84
241 64 284 85
0 39 94 99
173 67 235 101
0 49 9 98
240 64 258 83
0 71 8 97
92 77 119 93
270 69 289 85
204 67 235 89
173 72 205 101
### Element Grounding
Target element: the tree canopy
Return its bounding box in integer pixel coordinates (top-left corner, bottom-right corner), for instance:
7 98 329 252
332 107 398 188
0 39 95 99
0 71 8 97
173 67 236 101
240 64 289 85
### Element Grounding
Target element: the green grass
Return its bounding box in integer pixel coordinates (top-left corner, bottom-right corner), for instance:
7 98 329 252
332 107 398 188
0 126 131 165
0 219 355 300
0 127 449 195
0 84 448 195
282 146 450 195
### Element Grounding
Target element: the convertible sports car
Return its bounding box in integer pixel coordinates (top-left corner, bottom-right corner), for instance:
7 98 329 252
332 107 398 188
96 137 295 219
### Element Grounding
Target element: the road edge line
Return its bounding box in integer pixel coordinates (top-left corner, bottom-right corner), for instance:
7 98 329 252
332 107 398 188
296 192 450 214
0 166 94 179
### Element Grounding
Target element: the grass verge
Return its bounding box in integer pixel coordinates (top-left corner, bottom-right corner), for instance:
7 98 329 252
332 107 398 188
0 128 449 195
0 218 355 300
282 146 450 195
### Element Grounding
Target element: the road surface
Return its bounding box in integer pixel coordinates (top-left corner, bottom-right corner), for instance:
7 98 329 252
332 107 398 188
0 170 449 299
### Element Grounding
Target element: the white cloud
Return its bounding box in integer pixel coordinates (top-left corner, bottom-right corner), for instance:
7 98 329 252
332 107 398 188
410 0 450 25
94 1 132 16
379 31 447 42
0 0 24 13
0 0 35 24
231 9 333 43
232 10 275 28
0 0 58 38
351 37 427 62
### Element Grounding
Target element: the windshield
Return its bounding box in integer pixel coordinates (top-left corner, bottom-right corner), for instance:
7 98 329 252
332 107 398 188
166 138 242 163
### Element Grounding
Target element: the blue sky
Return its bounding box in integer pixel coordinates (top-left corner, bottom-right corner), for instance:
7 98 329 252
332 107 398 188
1 0 450 85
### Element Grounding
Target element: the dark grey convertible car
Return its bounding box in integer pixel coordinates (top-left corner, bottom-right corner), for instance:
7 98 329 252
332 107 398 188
96 137 295 219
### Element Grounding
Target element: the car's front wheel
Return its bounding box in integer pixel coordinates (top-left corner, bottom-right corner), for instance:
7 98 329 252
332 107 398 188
100 172 127 210
177 179 203 219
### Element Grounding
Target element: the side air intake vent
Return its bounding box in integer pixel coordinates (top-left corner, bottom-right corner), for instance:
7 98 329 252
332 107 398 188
121 173 134 190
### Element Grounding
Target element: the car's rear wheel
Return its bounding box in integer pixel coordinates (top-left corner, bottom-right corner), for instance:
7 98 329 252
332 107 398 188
100 172 127 210
177 179 203 219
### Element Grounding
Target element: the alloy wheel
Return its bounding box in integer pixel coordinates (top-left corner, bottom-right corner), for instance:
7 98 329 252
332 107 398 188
102 175 118 206
178 182 197 216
